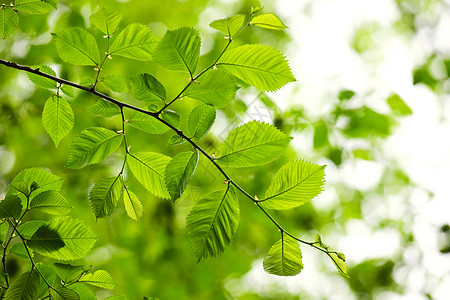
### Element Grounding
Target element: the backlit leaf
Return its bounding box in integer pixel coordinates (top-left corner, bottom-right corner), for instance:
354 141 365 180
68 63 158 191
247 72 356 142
90 8 122 36
387 94 412 116
127 111 169 134
89 176 123 218
127 152 171 198
68 283 96 300
65 127 123 169
61 85 74 97
27 217 97 261
89 99 121 118
14 0 53 15
209 15 245 37
50 287 80 300
30 190 71 215
184 70 237 107
329 253 350 278
186 185 239 261
109 23 159 61
8 168 63 199
41 0 57 9
79 270 117 289
10 242 32 259
122 188 143 221
36 263 56 299
42 95 75 147
167 134 186 146
165 150 199 201
263 234 303 276
160 109 180 128
18 220 45 239
261 160 325 210
251 13 288 30
153 27 201 75
4 269 40 300
217 121 292 168
52 28 100 66
27 65 57 89
53 263 86 284
129 73 165 104
187 104 215 140
0 195 23 219
100 74 129 93
218 44 295 91
0 6 18 39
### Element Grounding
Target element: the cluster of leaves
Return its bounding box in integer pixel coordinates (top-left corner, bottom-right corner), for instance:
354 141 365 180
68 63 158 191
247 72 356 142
0 2 350 297
0 168 120 299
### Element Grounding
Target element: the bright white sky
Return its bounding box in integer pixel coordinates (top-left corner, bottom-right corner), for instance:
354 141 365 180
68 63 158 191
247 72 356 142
218 0 450 299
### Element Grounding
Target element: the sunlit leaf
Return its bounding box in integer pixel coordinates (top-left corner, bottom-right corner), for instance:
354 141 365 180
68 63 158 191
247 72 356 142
14 0 53 15
127 152 171 199
263 234 303 276
10 242 32 259
42 95 75 147
52 28 100 66
160 109 180 128
61 85 74 97
4 269 40 300
186 185 239 261
127 111 169 134
100 74 129 93
89 99 121 118
261 160 325 210
30 190 71 215
27 65 57 89
165 150 199 201
36 263 57 299
50 287 80 300
129 73 165 104
329 252 350 278
79 270 117 289
387 94 412 116
109 23 159 61
90 8 122 35
53 263 86 284
7 168 63 199
217 121 292 168
41 0 57 9
153 27 201 75
89 176 123 218
68 283 96 300
209 15 245 37
27 217 97 261
0 6 18 39
65 127 123 169
122 188 143 221
0 195 23 219
251 13 288 30
17 220 45 239
10 180 29 195
167 134 185 146
184 70 237 107
218 44 295 91
187 104 215 140
313 121 328 149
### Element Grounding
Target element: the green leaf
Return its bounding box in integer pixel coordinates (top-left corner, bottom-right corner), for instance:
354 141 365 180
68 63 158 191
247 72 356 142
52 28 100 66
27 217 97 261
167 134 186 146
42 95 75 147
338 89 355 101
0 195 23 219
187 104 215 140
0 222 9 244
18 220 45 239
89 99 121 118
218 44 295 91
128 111 169 134
313 121 328 149
41 0 57 9
217 121 292 168
260 160 325 210
4 269 40 300
209 15 245 37
36 263 57 299
10 180 29 195
160 109 180 128
127 152 171 199
109 23 159 61
30 190 71 215
186 185 239 261
100 74 129 93
65 127 123 169
165 150 199 201
184 70 238 107
153 27 201 75
53 263 86 284
89 176 123 218
263 234 303 276
129 73 165 104
90 8 122 36
61 85 74 97
8 168 63 198
50 287 80 300
0 7 18 39
122 188 143 222
251 13 288 30
68 283 96 300
27 65 57 89
79 270 117 289
387 94 412 116
10 242 32 259
329 252 350 278
14 0 53 15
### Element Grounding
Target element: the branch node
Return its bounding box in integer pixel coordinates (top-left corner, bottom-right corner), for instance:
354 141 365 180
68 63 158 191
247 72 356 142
211 152 216 159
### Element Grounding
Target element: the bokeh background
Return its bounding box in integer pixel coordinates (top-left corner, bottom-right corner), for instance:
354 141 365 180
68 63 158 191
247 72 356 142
1 0 450 299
